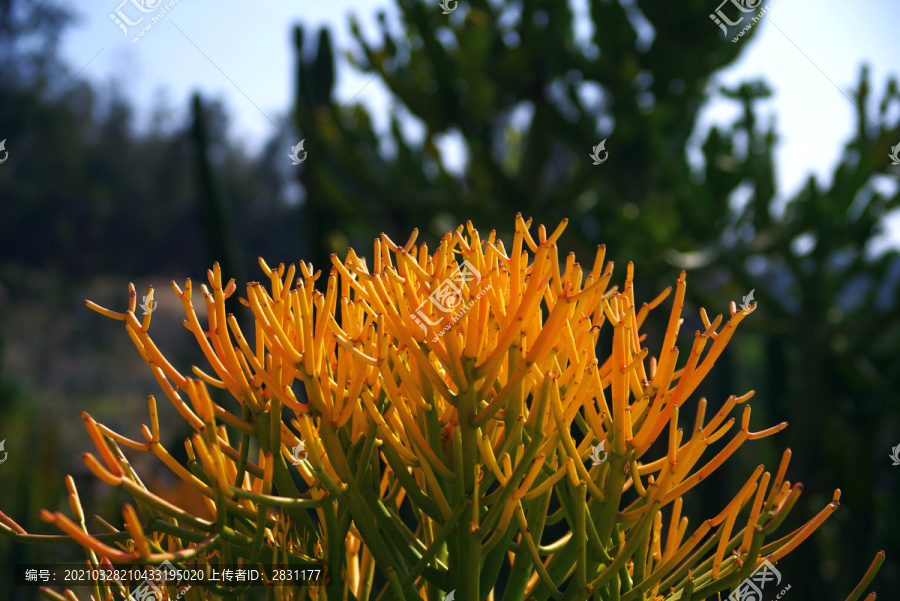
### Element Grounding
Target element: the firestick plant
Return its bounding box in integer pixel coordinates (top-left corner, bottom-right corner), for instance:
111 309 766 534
0 217 885 600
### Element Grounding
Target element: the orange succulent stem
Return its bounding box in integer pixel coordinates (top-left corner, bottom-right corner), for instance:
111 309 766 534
844 551 885 601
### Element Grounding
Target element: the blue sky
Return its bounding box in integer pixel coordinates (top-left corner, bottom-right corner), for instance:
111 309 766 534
62 0 900 249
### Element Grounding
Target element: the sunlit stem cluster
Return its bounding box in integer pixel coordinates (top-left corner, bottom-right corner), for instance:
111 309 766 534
0 215 883 601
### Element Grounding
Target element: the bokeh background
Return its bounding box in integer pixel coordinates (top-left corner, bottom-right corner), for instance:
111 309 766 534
1 0 899 599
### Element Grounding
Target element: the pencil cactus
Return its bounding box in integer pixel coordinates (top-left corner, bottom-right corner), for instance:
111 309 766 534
0 216 884 600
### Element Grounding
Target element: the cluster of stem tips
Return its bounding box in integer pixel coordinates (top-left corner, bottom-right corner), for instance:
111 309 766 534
0 216 884 600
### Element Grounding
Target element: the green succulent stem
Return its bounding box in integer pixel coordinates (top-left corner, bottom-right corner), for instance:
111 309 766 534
459 359 482 601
